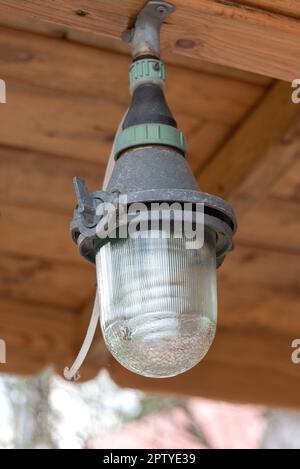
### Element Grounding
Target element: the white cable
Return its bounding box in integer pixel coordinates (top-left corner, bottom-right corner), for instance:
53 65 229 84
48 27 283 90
102 109 129 189
64 290 100 381
64 109 128 381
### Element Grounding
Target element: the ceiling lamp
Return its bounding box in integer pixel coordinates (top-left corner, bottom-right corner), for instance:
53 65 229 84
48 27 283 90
64 1 237 381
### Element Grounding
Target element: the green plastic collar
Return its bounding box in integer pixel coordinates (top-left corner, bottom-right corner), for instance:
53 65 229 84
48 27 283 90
114 123 187 160
129 59 166 86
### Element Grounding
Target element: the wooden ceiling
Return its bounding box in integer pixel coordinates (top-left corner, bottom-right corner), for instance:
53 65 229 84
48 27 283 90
0 1 300 408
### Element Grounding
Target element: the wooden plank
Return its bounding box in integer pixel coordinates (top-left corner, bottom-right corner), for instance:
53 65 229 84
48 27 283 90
1 23 264 124
236 197 300 252
271 158 300 201
0 298 105 381
0 80 122 164
0 145 105 212
0 25 265 165
228 118 300 220
218 245 300 336
0 202 79 263
0 299 76 376
0 0 299 80
196 81 300 199
0 252 95 309
187 121 231 173
0 146 100 308
0 9 271 86
0 78 197 163
236 1 300 19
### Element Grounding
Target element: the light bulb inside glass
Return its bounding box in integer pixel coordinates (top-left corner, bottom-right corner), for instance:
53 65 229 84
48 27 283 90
96 228 217 378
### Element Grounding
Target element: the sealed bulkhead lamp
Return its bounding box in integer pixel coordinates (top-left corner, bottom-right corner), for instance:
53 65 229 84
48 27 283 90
64 1 237 380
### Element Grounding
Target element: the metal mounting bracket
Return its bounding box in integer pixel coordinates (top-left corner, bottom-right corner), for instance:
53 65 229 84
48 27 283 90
73 176 96 226
121 1 175 59
73 177 112 229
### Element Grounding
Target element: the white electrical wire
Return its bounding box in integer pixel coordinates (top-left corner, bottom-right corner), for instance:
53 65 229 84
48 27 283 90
64 109 128 381
63 290 100 381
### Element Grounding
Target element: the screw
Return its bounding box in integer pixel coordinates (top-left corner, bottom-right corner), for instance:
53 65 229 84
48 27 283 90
156 5 168 15
153 62 160 71
111 188 121 194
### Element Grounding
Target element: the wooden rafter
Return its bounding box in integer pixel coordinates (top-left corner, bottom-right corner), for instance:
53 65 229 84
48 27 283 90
197 81 300 200
0 25 266 165
0 0 299 80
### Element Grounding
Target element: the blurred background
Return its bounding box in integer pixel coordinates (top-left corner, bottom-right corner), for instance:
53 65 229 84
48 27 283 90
1 369 300 449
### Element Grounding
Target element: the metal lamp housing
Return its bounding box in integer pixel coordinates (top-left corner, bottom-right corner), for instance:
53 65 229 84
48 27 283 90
69 0 237 379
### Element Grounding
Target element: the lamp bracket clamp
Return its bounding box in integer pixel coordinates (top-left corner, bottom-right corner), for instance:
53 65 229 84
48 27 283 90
72 176 116 230
71 181 237 268
121 1 175 59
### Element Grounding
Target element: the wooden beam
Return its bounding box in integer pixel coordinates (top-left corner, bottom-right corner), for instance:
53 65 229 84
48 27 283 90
0 299 76 376
0 7 271 86
0 25 265 164
271 157 300 201
0 80 121 164
0 251 95 310
0 1 299 80
0 146 100 308
236 1 300 19
218 246 300 332
0 26 264 126
0 145 105 212
196 81 300 200
0 202 85 264
237 197 300 252
187 122 231 173
227 118 300 219
0 297 109 380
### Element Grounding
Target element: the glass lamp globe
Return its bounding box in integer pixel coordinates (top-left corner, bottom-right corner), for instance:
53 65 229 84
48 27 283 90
95 228 217 378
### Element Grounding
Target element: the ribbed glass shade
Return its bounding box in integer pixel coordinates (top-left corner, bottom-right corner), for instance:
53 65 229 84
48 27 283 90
96 229 217 378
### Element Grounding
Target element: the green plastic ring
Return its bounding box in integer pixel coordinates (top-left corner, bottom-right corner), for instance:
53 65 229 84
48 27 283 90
114 123 187 160
129 59 166 86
